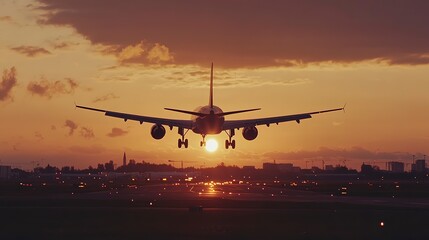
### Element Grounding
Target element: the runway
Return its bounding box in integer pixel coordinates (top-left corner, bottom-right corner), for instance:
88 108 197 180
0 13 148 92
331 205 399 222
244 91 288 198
1 181 428 239
56 181 429 209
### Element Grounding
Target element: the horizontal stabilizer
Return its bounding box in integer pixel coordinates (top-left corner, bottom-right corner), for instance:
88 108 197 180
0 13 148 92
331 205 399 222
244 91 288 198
164 108 206 117
217 108 261 116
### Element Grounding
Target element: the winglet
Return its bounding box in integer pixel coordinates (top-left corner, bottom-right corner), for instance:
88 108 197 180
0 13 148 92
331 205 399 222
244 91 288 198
342 103 347 113
209 62 214 109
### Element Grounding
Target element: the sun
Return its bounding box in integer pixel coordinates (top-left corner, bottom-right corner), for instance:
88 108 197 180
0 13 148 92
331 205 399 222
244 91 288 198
205 139 218 152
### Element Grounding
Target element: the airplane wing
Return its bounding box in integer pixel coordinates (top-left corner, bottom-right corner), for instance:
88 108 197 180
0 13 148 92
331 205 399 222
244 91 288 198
76 105 194 129
222 107 344 130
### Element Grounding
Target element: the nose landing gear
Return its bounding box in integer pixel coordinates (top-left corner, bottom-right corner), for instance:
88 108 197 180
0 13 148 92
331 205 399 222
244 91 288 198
178 138 188 148
200 134 206 147
225 139 235 149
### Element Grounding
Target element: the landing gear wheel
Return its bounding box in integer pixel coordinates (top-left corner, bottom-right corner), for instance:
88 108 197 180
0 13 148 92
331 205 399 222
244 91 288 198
178 128 189 149
224 129 236 150
200 135 206 147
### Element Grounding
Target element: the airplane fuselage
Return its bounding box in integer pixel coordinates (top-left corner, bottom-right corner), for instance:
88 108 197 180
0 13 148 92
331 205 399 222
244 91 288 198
191 105 224 134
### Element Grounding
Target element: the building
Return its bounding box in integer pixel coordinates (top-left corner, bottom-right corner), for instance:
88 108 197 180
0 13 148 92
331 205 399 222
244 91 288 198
123 152 127 167
242 166 256 171
278 163 294 172
361 163 376 174
263 162 298 172
0 165 11 179
413 159 426 173
325 165 335 171
388 161 404 173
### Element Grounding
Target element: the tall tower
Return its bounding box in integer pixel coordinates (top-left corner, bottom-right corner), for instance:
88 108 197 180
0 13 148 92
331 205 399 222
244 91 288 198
123 152 127 167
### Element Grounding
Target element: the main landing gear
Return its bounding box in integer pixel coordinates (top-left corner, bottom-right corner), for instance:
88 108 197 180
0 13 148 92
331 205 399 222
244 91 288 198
225 129 236 149
178 128 189 148
200 134 206 147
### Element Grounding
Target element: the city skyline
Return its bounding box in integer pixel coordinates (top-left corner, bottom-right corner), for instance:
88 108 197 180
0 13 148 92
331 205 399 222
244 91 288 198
1 1 428 170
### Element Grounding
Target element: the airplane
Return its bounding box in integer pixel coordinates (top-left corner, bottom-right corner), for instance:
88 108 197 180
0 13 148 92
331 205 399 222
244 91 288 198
76 63 344 149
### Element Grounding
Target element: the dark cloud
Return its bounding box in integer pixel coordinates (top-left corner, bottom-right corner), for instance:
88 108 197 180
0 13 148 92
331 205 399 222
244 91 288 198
11 46 51 57
265 147 413 162
79 127 95 139
64 120 78 135
52 41 79 49
93 93 119 103
38 0 429 67
34 132 44 141
0 67 18 102
64 120 95 138
27 77 78 98
107 128 128 137
0 16 13 22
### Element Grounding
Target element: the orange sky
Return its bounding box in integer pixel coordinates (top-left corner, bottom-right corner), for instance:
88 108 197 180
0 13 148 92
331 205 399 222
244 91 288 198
1 1 428 170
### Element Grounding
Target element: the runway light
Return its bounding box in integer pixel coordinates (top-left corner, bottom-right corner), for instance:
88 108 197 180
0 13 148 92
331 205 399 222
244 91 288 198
205 138 218 152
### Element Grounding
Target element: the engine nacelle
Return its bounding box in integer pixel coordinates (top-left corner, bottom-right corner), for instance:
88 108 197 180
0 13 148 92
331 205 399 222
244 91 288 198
151 124 166 140
242 126 258 141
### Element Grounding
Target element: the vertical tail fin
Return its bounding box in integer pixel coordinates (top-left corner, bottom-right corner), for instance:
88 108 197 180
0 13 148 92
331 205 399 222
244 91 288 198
209 62 214 108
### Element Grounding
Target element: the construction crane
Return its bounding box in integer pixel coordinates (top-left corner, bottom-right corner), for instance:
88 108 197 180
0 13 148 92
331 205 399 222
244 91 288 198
168 160 196 170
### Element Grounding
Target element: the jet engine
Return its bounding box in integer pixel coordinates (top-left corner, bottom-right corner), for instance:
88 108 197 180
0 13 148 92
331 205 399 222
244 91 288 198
151 124 166 139
242 126 258 140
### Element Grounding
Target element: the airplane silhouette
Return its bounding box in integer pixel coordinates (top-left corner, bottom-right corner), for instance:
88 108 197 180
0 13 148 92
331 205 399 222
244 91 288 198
76 63 344 149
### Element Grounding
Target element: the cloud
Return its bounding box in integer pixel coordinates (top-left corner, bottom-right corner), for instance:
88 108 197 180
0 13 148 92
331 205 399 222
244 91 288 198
107 128 128 137
0 67 18 102
34 132 44 141
93 93 119 103
64 120 78 135
64 120 95 138
37 0 429 67
27 77 79 98
115 41 173 64
0 16 13 22
52 41 80 50
79 127 95 139
153 66 310 88
118 41 145 62
158 76 309 89
147 43 174 63
11 46 51 57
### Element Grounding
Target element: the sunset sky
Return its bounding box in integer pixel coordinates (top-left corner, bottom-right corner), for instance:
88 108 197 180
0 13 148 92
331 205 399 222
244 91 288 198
1 0 428 170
